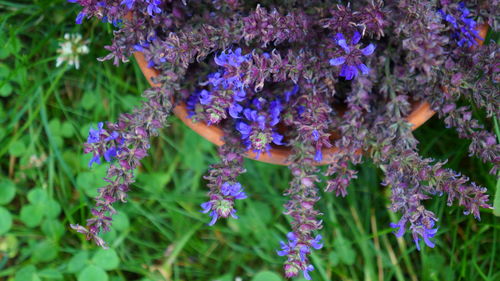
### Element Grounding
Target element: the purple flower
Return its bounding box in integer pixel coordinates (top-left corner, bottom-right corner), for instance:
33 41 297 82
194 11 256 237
284 85 299 102
413 221 439 251
146 0 162 16
229 103 243 118
438 3 482 47
310 234 323 249
120 0 135 9
104 131 119 142
272 132 284 145
303 264 314 280
199 89 212 105
104 146 118 162
208 210 219 226
236 122 252 137
75 11 86 24
329 32 376 80
87 122 104 144
88 155 101 167
221 182 247 199
214 48 251 68
311 130 320 141
277 232 298 256
389 220 407 238
200 201 212 213
314 149 323 162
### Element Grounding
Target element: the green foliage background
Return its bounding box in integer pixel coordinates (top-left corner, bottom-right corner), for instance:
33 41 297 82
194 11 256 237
0 1 498 280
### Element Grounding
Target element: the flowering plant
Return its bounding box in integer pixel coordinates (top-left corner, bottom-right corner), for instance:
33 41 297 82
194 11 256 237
68 0 499 279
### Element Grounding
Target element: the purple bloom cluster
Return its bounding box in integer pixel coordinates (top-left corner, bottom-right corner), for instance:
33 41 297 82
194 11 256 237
438 2 482 47
236 99 284 157
201 181 247 225
84 122 123 167
69 0 498 279
329 32 376 80
187 48 251 124
277 232 323 280
390 216 439 251
201 136 248 226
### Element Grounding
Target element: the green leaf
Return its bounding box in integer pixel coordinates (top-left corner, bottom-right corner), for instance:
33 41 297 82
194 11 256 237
111 211 130 232
31 240 59 263
494 177 500 217
333 236 356 266
91 248 120 270
9 141 26 157
251 271 283 281
0 83 12 97
49 119 62 136
328 251 340 266
8 36 21 54
37 268 63 279
61 121 74 138
136 173 171 193
20 205 43 227
76 172 97 197
0 207 13 235
41 219 64 240
0 178 16 205
76 171 106 198
27 188 48 204
0 234 19 258
101 227 117 242
78 265 108 281
68 251 90 273
0 63 9 78
15 265 40 281
80 92 98 111
44 198 61 218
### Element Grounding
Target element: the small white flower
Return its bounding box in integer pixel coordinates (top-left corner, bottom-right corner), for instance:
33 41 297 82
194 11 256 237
56 33 89 69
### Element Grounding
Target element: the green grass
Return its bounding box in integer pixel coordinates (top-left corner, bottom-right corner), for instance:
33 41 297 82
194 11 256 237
0 1 498 280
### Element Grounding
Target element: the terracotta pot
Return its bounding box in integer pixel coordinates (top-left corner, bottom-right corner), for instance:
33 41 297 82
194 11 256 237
133 24 488 165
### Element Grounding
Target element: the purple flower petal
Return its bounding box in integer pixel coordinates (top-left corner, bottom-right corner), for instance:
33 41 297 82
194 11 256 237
200 202 212 213
229 103 243 118
329 56 346 66
314 149 323 162
208 210 219 226
236 122 251 136
272 132 284 145
335 33 350 53
361 43 376 56
352 31 361 44
303 265 314 280
357 63 370 75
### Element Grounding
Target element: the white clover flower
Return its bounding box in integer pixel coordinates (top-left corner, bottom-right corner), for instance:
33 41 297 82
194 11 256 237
56 33 89 69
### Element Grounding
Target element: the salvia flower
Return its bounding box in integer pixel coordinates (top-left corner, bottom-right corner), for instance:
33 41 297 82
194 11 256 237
201 180 245 224
84 122 123 167
277 232 323 280
202 137 248 226
329 31 376 80
438 3 482 48
236 99 284 158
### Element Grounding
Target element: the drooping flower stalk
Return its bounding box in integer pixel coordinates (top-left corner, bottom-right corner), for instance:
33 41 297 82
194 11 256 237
72 83 176 248
279 157 323 280
201 134 247 225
